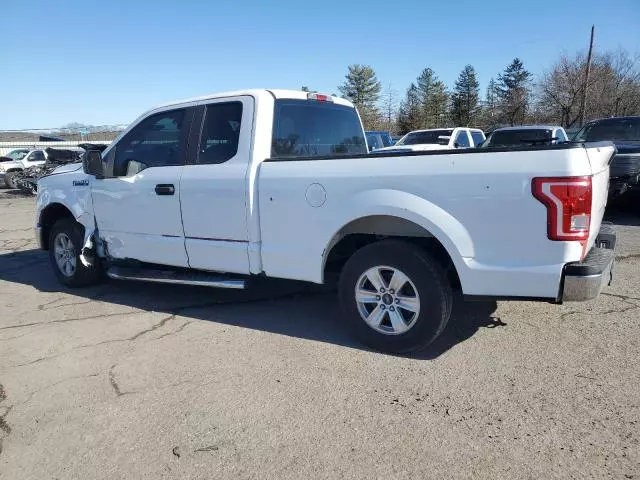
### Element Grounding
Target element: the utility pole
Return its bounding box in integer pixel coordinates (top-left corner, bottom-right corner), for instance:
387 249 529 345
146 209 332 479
579 25 595 127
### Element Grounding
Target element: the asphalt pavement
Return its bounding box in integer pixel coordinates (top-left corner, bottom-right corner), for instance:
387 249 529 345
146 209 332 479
0 189 638 479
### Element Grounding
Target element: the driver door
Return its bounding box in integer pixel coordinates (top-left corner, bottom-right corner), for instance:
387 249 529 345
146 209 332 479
91 107 195 267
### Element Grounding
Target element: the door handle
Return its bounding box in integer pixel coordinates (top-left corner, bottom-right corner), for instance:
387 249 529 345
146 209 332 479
155 184 175 195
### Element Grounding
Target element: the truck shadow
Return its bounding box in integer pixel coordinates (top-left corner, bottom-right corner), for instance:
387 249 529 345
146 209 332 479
0 249 501 359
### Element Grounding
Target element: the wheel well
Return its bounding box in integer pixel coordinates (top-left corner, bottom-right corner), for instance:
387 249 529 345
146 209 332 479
39 204 75 250
323 216 461 290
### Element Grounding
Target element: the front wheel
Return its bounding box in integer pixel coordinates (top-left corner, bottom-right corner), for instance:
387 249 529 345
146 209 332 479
4 171 18 189
48 218 103 287
338 240 452 354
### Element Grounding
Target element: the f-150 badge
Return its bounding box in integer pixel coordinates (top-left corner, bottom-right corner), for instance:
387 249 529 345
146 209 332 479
73 180 89 187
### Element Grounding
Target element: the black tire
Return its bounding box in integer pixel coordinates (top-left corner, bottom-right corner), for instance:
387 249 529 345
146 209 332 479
338 240 453 354
48 218 103 287
4 171 18 189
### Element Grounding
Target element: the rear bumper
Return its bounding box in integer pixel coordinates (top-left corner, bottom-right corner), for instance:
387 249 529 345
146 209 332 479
561 224 616 301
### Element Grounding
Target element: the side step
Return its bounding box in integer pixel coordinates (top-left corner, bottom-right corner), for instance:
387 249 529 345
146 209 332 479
106 266 246 289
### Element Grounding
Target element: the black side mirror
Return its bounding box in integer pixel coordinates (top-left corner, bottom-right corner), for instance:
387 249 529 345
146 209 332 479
83 150 104 178
454 142 460 148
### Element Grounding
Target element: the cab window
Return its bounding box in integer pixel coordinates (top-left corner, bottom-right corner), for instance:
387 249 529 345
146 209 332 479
197 102 243 164
455 131 471 148
470 131 485 147
113 109 185 176
27 151 45 161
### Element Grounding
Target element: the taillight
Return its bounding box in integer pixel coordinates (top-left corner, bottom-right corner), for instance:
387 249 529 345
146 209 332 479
532 176 592 248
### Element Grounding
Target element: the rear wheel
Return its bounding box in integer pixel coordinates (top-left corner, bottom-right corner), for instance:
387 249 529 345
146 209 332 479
48 218 103 287
339 240 452 354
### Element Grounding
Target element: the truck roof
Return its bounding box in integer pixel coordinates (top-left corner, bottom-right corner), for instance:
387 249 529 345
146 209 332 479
151 89 355 110
408 127 484 134
493 125 564 131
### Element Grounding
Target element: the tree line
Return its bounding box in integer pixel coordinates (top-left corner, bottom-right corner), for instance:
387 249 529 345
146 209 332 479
329 47 640 134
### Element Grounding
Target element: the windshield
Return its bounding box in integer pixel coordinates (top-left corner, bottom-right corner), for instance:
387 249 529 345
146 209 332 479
397 129 454 146
574 118 640 142
7 150 28 161
485 129 553 147
366 132 393 149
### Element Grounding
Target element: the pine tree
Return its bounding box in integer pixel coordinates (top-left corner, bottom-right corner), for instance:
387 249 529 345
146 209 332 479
397 83 422 134
451 65 480 126
496 58 532 125
416 68 449 128
338 64 382 128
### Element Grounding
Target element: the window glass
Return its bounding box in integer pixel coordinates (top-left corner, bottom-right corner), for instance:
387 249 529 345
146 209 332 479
197 102 243 164
8 150 28 161
555 129 568 142
455 131 471 148
397 129 453 146
485 129 553 147
113 109 185 176
28 151 45 161
271 100 367 158
574 118 640 142
470 131 485 147
366 133 384 150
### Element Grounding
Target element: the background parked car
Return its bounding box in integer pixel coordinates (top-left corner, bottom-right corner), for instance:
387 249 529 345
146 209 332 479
365 131 393 151
374 127 485 153
481 126 568 148
0 149 47 188
573 116 640 199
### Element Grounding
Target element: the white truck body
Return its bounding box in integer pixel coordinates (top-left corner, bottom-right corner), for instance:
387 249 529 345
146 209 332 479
34 89 616 353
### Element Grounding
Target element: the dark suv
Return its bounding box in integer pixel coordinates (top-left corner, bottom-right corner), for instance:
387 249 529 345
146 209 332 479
574 116 640 198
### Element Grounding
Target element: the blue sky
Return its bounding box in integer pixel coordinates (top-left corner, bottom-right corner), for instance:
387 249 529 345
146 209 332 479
1 0 639 129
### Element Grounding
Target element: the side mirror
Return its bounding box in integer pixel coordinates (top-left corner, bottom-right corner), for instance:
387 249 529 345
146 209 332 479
83 150 104 178
454 142 460 148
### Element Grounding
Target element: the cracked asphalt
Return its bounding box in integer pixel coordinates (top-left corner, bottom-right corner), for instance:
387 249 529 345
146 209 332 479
0 189 639 479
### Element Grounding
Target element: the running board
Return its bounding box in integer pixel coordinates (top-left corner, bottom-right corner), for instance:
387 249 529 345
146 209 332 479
106 266 246 289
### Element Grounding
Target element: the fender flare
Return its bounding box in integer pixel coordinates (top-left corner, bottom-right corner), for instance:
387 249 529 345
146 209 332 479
320 189 474 282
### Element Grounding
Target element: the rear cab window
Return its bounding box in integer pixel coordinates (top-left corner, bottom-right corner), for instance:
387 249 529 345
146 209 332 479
470 131 485 147
271 100 367 158
486 129 553 147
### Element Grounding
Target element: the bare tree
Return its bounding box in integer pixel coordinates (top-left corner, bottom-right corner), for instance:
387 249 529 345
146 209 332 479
538 49 640 127
380 82 398 133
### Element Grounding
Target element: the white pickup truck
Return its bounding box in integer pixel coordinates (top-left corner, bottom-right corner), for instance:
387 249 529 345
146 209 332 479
0 149 47 188
35 90 616 353
376 127 486 152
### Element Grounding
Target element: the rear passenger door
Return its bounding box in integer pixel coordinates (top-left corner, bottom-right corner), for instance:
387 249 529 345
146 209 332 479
180 96 255 274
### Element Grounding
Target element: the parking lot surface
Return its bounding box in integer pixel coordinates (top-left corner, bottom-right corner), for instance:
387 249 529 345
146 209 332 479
0 190 639 479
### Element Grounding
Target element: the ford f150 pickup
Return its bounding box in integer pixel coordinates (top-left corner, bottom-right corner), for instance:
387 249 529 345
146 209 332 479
35 90 616 353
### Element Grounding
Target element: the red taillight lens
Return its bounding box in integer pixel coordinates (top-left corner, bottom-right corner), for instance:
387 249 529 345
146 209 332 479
532 176 592 242
307 93 332 102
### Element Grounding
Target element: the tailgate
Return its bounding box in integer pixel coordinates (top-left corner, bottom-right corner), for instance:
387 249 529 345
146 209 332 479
584 141 616 252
